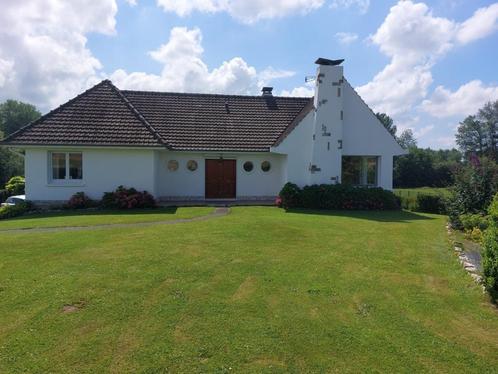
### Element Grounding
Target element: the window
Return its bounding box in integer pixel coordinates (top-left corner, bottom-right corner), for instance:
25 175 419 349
341 156 378 186
167 160 179 171
51 152 83 181
261 161 271 172
187 160 198 171
243 161 253 172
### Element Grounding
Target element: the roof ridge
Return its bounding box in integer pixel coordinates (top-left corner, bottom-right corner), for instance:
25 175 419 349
121 89 312 100
106 81 171 149
1 80 112 144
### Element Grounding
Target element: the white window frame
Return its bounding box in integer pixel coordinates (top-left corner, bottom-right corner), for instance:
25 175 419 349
48 151 84 185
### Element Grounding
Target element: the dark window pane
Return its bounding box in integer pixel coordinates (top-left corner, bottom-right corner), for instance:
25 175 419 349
52 153 66 179
243 161 253 172
69 153 83 179
342 156 361 185
261 161 271 172
366 157 378 185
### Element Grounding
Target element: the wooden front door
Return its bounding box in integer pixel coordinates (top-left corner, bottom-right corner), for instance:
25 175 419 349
205 159 236 199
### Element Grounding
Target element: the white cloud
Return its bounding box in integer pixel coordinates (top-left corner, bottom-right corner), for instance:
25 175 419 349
330 0 370 14
0 0 118 110
413 124 434 138
335 32 359 44
156 0 325 23
356 1 498 117
421 80 498 118
456 3 498 44
280 81 315 97
110 27 291 95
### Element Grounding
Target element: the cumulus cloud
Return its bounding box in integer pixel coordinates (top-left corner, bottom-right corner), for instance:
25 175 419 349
356 1 498 117
156 0 325 23
421 80 498 118
0 0 117 110
280 82 315 97
335 32 359 44
110 27 291 95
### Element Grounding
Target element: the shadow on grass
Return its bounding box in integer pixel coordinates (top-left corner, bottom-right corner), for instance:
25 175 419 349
5 207 178 222
285 208 436 222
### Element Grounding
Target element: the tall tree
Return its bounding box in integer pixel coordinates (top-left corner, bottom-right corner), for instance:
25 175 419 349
397 129 417 149
455 100 498 161
375 112 397 137
456 115 485 156
0 100 41 137
478 101 498 160
0 130 24 186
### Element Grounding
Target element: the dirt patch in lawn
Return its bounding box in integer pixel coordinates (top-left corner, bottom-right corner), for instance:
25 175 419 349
62 300 86 313
231 276 257 301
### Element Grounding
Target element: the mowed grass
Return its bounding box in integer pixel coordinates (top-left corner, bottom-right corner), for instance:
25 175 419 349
1 207 498 373
0 207 213 230
394 187 452 198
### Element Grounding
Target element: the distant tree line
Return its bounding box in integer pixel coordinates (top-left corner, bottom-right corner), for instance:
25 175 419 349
375 112 461 188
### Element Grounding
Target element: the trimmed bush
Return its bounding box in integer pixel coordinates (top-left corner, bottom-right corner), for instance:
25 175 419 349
278 182 301 209
0 202 30 220
278 183 399 211
101 186 156 209
5 176 25 196
415 194 447 214
65 192 95 209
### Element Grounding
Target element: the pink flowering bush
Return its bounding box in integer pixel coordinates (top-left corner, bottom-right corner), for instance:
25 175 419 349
65 192 94 209
101 186 156 209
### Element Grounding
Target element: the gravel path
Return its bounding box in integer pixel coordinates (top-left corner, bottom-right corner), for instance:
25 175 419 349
0 207 229 234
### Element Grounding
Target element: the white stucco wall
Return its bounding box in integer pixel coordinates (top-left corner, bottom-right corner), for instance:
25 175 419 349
155 151 286 199
25 147 156 202
271 111 314 187
342 81 406 190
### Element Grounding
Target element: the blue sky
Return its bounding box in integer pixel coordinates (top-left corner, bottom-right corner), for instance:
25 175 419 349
1 0 498 149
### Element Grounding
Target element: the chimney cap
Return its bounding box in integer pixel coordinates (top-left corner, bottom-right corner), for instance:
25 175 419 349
261 86 273 96
315 58 344 66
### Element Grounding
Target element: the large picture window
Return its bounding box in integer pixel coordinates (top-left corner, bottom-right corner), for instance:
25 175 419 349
341 156 378 186
51 152 83 181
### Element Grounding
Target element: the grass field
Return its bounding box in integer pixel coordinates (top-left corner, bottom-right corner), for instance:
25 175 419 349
394 187 452 198
0 207 213 230
1 207 498 373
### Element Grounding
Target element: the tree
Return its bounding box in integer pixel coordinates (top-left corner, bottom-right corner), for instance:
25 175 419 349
375 112 397 137
0 130 24 187
0 100 41 137
478 101 498 161
397 129 417 149
455 100 498 161
456 115 486 156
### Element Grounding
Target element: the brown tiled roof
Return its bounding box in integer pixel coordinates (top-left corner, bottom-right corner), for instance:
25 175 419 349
2 80 312 151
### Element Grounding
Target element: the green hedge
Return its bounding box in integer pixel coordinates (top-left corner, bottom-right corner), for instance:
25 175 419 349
0 202 31 220
483 193 498 294
278 183 399 210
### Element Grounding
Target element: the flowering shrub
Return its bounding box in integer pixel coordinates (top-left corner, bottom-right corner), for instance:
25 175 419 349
65 192 94 209
483 193 498 294
278 183 399 211
5 176 25 195
101 186 156 209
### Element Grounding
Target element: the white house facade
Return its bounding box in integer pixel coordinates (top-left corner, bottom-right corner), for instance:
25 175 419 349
2 58 406 204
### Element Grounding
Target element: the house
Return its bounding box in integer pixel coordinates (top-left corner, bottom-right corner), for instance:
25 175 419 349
1 58 406 204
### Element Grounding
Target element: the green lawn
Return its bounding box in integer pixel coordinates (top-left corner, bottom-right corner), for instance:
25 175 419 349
394 187 452 198
0 207 213 230
1 207 498 373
